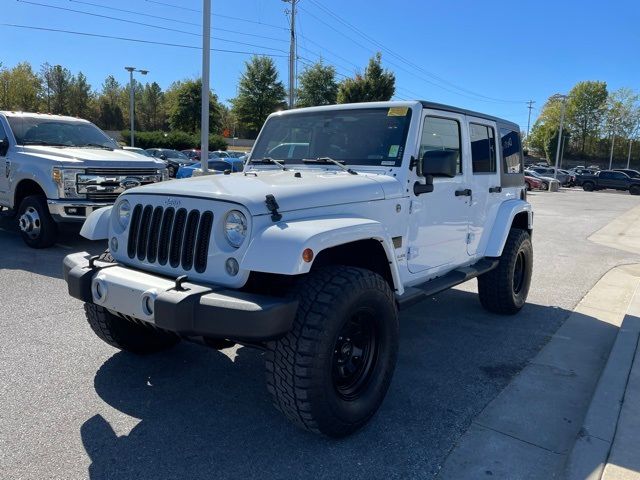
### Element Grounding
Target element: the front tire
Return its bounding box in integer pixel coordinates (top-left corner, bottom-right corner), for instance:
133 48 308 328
583 182 594 192
265 266 399 437
478 228 533 315
17 195 58 248
84 303 180 354
630 185 640 196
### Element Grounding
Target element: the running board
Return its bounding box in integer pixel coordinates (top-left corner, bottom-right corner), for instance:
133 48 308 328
396 258 499 310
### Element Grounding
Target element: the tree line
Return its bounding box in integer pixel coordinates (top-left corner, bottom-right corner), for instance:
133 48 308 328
527 81 640 165
0 53 396 141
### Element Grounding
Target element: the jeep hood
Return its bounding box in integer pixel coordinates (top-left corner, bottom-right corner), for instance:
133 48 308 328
16 145 165 168
127 169 403 216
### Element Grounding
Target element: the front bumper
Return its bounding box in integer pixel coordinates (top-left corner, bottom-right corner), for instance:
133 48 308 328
48 199 112 222
63 252 298 341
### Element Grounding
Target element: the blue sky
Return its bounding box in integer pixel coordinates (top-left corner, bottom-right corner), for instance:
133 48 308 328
3 0 639 128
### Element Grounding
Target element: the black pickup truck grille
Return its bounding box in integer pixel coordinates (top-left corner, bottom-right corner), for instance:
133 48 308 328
127 204 213 273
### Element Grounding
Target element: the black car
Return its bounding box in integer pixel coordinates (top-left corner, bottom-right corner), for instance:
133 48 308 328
613 169 640 179
145 148 194 177
577 170 640 195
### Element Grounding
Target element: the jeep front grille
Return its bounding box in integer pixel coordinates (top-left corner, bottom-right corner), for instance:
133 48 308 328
127 204 213 273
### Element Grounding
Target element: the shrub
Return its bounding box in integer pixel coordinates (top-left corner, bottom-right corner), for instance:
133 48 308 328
121 130 227 151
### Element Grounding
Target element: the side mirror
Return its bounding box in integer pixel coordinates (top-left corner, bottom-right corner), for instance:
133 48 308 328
0 138 8 156
421 150 458 178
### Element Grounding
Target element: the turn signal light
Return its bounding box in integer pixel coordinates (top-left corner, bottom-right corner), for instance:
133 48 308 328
302 248 314 263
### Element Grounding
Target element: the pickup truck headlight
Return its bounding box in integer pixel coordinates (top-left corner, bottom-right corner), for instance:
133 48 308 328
224 210 247 248
52 168 85 198
114 199 131 232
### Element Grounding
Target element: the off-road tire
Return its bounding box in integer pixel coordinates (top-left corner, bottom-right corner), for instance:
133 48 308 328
17 195 57 248
265 266 399 438
583 182 595 192
629 185 640 196
478 228 533 315
84 303 180 354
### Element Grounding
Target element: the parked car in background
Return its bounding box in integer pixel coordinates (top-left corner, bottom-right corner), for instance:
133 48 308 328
0 111 167 247
175 157 244 179
208 150 230 159
558 169 576 186
568 167 596 177
577 170 640 194
146 148 194 177
181 149 202 161
525 169 560 191
226 150 248 158
530 167 571 186
122 146 153 157
613 169 640 179
524 174 542 190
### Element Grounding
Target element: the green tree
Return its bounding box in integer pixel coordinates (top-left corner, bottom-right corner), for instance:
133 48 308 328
68 72 92 118
166 79 221 134
527 96 566 160
97 75 125 130
231 56 287 138
337 52 395 103
0 62 41 111
566 81 608 156
296 61 338 107
139 82 165 131
49 65 72 115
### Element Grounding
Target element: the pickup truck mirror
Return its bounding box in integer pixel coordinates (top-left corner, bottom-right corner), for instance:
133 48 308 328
421 150 458 178
0 138 8 157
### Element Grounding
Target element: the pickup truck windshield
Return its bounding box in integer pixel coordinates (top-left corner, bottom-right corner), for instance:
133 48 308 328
7 116 117 149
251 107 413 167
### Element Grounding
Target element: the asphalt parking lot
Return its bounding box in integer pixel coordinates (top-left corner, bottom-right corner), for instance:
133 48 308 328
1 190 640 480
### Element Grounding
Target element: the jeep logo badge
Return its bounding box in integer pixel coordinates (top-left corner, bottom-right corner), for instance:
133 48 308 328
119 177 142 190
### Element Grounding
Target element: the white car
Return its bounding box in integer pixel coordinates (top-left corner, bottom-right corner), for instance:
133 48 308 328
64 101 533 437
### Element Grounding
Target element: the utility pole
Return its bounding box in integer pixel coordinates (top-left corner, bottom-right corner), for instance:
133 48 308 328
627 138 633 169
124 66 148 147
552 94 567 181
200 0 211 174
526 100 535 138
283 0 297 109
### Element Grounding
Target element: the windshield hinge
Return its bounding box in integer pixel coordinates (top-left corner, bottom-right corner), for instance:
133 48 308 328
265 194 282 222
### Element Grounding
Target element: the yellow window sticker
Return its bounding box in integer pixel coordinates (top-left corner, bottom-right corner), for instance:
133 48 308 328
387 107 409 116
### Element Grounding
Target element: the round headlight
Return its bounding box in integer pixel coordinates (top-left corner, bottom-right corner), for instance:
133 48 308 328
224 210 247 248
115 199 131 230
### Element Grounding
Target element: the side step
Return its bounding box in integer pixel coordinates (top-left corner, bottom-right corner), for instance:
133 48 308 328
396 258 498 310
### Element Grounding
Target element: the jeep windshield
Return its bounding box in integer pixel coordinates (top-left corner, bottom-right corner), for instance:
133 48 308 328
7 116 118 149
251 107 413 168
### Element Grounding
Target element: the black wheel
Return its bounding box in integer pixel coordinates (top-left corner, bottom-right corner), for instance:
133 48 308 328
265 266 398 438
17 195 58 248
167 165 176 178
630 185 640 196
478 228 533 315
583 182 594 192
541 181 549 190
525 182 531 191
84 303 180 354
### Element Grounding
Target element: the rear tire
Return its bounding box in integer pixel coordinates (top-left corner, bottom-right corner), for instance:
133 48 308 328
541 181 549 190
265 266 399 438
478 228 533 315
84 303 180 354
17 195 57 248
630 185 640 196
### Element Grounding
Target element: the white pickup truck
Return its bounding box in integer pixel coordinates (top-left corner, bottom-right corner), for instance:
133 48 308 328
0 112 167 247
64 101 533 437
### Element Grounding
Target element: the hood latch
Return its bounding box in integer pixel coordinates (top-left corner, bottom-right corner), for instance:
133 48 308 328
265 194 282 222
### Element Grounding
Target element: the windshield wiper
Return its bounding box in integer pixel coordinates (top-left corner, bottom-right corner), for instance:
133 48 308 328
249 157 287 170
302 157 357 175
22 140 70 147
73 143 114 150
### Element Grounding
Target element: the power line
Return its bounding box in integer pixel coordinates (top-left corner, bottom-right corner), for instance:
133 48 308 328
1 24 289 57
17 1 289 54
69 0 289 43
144 0 289 31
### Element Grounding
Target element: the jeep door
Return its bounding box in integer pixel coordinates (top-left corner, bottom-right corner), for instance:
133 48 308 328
407 111 471 273
465 117 501 256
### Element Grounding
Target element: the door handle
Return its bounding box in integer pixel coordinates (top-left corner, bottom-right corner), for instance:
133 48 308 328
455 188 472 197
489 186 502 193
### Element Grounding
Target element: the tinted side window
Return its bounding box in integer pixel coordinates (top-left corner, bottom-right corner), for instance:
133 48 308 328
470 123 496 173
419 116 462 173
612 172 628 180
599 172 611 179
500 128 522 173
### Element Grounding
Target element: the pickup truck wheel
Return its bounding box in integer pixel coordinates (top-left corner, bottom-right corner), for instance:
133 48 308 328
84 303 180 354
478 228 532 315
265 266 399 437
17 195 57 248
629 185 640 196
583 182 595 192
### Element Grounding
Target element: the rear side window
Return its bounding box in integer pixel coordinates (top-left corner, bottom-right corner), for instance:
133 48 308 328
419 116 462 173
0 121 7 141
500 128 522 174
470 123 496 173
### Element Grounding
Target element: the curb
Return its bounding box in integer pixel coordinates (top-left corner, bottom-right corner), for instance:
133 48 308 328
564 285 640 480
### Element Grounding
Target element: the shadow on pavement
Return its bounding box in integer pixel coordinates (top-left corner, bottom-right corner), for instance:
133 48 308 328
80 289 589 480
0 215 102 279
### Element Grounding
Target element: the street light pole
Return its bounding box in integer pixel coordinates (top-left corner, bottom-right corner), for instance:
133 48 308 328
124 66 148 147
283 0 297 109
609 132 616 170
200 0 211 174
552 94 567 181
627 138 632 170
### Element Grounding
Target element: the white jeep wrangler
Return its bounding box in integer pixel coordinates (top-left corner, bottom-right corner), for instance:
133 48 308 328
64 101 533 437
